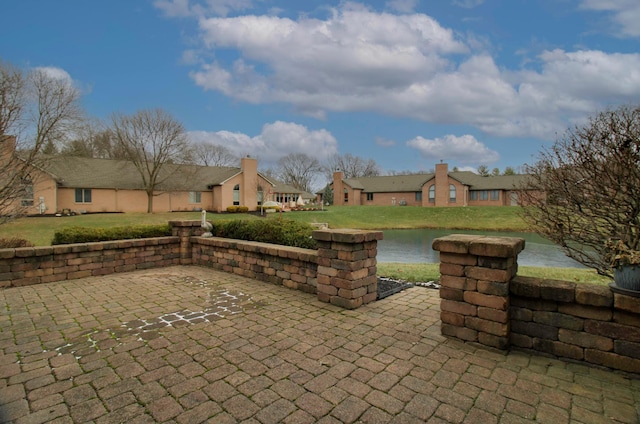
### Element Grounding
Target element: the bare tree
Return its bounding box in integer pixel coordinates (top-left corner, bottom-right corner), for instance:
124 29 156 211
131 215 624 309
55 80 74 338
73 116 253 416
276 153 323 193
61 120 128 159
326 153 381 179
0 62 83 223
519 105 640 276
192 142 237 167
110 109 192 213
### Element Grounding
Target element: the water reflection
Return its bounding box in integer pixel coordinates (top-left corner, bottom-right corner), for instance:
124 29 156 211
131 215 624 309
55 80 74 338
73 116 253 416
377 229 585 268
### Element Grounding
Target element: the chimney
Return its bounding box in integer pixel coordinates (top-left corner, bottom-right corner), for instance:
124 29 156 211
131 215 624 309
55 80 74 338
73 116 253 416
0 135 17 166
333 170 344 206
240 155 258 210
435 162 449 206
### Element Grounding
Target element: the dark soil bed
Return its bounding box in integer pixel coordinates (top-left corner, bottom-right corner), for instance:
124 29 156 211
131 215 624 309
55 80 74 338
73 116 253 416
377 277 440 300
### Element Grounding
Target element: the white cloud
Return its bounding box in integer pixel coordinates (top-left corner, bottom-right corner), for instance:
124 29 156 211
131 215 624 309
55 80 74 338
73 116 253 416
177 2 640 140
33 66 74 84
386 0 417 14
154 0 254 17
406 134 499 165
187 121 338 166
375 137 396 147
580 0 640 37
453 0 485 9
154 0 193 17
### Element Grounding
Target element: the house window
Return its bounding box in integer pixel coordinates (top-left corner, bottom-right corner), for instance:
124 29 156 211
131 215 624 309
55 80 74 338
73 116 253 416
21 179 34 206
449 184 456 203
344 189 348 203
233 184 240 205
491 190 500 201
428 185 435 203
75 188 92 203
189 191 201 203
257 190 263 206
470 191 477 201
480 190 488 200
415 192 422 201
366 193 374 201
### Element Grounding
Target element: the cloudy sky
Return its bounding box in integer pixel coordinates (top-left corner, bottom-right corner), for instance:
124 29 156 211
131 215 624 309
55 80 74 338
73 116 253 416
2 0 639 174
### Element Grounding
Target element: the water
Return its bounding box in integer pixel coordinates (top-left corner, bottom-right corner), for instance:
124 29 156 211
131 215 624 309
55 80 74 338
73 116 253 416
377 229 585 268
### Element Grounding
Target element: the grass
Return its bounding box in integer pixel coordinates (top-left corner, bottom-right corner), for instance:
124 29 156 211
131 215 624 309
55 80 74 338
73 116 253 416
377 263 612 286
267 205 529 231
0 206 605 283
0 211 262 246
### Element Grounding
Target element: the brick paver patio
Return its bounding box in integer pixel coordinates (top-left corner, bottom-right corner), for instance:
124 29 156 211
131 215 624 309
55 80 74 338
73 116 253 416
0 266 638 423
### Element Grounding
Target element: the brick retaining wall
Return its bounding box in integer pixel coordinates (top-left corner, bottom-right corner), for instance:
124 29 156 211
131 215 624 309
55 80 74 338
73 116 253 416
0 221 381 310
0 237 181 288
433 234 640 374
192 237 318 294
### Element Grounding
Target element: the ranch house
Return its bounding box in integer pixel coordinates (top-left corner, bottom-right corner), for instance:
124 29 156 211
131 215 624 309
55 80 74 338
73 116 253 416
326 163 530 207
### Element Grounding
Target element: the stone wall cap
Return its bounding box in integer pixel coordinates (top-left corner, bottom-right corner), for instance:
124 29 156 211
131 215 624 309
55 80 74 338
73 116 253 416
433 234 525 257
312 229 383 243
168 220 202 227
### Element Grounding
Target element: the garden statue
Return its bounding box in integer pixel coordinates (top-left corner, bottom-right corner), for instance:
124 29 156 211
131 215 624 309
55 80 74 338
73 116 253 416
201 209 213 237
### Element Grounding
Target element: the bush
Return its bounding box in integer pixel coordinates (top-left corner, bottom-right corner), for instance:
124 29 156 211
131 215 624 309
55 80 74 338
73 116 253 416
237 206 249 213
51 224 172 245
226 206 238 213
210 219 317 249
0 238 34 249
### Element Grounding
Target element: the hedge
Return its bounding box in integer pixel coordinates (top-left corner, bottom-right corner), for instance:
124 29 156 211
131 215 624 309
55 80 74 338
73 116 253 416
51 224 172 245
210 219 317 249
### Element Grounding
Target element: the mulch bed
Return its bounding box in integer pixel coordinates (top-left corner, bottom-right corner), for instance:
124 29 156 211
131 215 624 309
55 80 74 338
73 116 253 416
377 276 440 300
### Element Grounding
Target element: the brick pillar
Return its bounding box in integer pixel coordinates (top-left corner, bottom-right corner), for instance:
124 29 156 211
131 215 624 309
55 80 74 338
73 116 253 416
432 234 524 349
312 229 383 309
169 220 204 265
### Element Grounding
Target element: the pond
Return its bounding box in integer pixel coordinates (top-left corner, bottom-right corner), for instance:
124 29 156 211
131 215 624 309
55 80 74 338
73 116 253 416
377 229 585 268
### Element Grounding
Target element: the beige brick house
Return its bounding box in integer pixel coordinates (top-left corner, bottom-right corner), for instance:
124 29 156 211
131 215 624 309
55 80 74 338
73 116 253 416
327 163 530 207
12 149 309 215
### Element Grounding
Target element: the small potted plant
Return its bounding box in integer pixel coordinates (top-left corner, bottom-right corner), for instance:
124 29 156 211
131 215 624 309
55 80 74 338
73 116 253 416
604 238 640 293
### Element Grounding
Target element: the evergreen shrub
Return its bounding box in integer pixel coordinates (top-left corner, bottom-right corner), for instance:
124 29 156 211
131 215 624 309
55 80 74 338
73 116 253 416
51 224 172 245
210 219 316 249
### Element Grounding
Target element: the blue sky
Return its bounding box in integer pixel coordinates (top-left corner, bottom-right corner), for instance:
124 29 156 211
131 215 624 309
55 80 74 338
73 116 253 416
2 0 640 175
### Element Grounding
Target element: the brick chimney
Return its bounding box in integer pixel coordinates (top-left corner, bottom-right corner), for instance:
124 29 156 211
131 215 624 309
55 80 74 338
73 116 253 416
240 155 258 210
0 135 17 167
435 162 449 206
333 171 344 206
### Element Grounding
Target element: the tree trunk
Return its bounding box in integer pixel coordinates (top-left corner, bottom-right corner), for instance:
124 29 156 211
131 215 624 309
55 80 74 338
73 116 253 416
147 190 154 213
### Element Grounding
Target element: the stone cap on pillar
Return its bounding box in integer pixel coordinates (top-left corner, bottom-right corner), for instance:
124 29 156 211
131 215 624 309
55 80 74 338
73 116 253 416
312 228 383 243
432 234 525 258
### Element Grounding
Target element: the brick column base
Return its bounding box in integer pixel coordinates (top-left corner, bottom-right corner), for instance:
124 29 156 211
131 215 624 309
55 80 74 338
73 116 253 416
313 229 383 309
169 220 204 265
433 234 524 349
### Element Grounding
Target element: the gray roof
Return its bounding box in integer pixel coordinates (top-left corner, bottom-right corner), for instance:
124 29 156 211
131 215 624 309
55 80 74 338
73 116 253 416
40 156 242 191
341 172 529 193
451 172 529 190
39 155 314 194
344 174 433 193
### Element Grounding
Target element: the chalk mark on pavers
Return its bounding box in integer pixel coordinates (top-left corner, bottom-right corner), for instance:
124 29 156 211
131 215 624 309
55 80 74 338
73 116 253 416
51 275 266 359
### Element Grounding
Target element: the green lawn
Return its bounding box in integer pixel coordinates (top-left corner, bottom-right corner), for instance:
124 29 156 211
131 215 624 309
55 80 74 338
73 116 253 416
1 205 527 246
267 205 529 231
377 263 611 286
0 211 261 246
0 206 606 284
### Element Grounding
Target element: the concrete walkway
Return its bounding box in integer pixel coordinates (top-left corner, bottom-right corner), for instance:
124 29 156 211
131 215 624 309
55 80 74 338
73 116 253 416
0 266 638 423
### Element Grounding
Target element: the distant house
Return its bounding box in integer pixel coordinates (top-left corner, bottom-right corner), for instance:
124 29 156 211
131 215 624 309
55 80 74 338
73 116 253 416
2 139 311 215
323 163 531 207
